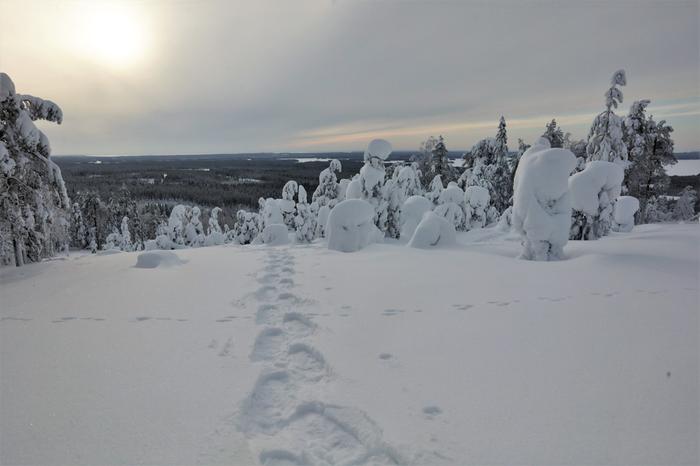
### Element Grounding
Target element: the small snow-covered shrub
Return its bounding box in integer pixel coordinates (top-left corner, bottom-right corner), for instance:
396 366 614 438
204 207 225 246
569 161 624 240
232 210 261 245
345 178 362 200
315 205 331 238
261 198 284 228
312 159 342 208
407 211 456 249
259 224 290 246
512 138 576 261
400 195 433 239
327 199 380 252
464 185 490 230
612 196 639 232
294 185 316 243
496 206 513 232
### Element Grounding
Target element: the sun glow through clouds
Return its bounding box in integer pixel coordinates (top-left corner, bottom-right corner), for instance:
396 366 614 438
75 2 151 69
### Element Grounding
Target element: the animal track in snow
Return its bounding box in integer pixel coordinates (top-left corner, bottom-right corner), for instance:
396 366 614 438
256 304 279 324
282 312 315 337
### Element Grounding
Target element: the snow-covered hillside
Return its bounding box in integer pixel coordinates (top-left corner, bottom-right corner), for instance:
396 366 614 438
1 224 698 465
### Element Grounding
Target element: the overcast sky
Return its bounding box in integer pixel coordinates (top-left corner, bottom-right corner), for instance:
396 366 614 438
2 0 698 155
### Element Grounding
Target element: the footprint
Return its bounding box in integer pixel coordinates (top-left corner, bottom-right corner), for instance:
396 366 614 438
250 327 286 361
423 405 442 416
256 304 278 324
256 286 279 301
287 343 328 381
279 278 294 287
382 309 404 317
239 370 297 432
451 304 472 310
259 450 305 466
282 312 315 337
378 353 392 360
258 273 280 284
218 337 233 357
134 316 151 322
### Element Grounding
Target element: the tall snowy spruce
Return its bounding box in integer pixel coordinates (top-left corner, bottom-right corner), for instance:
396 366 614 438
0 73 70 266
542 119 565 148
622 100 677 223
359 138 392 232
312 159 342 208
586 70 628 164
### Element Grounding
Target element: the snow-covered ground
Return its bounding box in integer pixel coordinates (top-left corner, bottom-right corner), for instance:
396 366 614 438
667 159 700 176
1 223 698 465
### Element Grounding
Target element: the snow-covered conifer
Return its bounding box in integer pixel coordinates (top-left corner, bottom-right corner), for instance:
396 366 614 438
435 184 466 231
204 207 225 246
233 210 261 245
464 186 491 230
569 161 624 240
120 216 133 251
312 159 342 208
294 185 316 243
512 138 576 260
586 70 628 164
673 186 698 221
69 202 87 249
426 175 444 205
280 181 299 229
359 139 392 232
612 196 640 232
0 73 70 265
542 119 565 148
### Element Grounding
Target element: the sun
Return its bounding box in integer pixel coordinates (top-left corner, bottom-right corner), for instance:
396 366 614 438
78 3 150 68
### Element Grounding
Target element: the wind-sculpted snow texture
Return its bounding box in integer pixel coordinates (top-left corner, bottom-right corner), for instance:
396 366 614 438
238 247 403 465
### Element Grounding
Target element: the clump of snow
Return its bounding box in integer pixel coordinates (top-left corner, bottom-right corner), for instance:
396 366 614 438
407 211 457 249
512 138 576 261
134 251 185 269
0 72 16 99
464 185 491 230
569 161 624 239
400 195 432 239
315 205 331 238
327 199 380 252
345 178 362 200
258 224 290 246
613 196 640 232
366 138 392 161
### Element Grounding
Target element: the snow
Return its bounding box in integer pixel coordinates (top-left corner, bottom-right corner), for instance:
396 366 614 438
1 223 697 465
365 138 392 161
512 139 577 260
259 224 290 246
613 196 640 232
134 250 186 269
407 211 457 248
326 199 378 252
400 195 433 239
569 161 624 216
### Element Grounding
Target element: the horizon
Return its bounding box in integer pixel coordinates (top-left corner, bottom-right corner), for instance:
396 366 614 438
2 0 698 155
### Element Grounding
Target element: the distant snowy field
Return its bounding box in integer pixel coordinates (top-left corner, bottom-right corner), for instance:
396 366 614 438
667 158 700 176
1 224 698 465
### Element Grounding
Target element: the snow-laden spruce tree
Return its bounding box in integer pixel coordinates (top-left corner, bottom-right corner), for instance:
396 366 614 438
260 198 284 229
204 206 225 246
464 185 491 230
120 216 133 251
586 70 628 165
312 159 342 208
107 187 143 250
542 119 565 148
0 73 70 266
359 139 392 233
294 185 316 243
426 174 444 205
673 186 698 221
77 191 109 250
382 178 404 239
434 184 466 231
412 135 438 187
232 210 261 245
622 100 676 222
396 163 423 198
569 161 624 240
458 118 511 213
185 206 205 247
429 135 456 184
280 180 298 229
69 202 87 249
315 204 331 238
512 138 576 261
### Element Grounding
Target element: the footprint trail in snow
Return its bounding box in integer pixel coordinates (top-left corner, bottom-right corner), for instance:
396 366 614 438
238 248 403 466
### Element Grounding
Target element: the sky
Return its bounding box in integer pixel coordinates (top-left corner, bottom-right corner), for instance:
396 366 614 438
1 0 698 155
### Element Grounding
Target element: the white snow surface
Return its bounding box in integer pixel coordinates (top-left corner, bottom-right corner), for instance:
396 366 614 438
326 199 379 253
134 250 186 269
1 224 698 465
407 211 457 249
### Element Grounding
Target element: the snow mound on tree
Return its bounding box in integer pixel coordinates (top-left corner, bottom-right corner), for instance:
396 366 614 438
366 139 392 160
569 161 624 215
134 251 186 269
259 224 290 246
407 211 457 249
401 195 433 239
613 196 640 232
512 139 576 261
327 199 380 252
